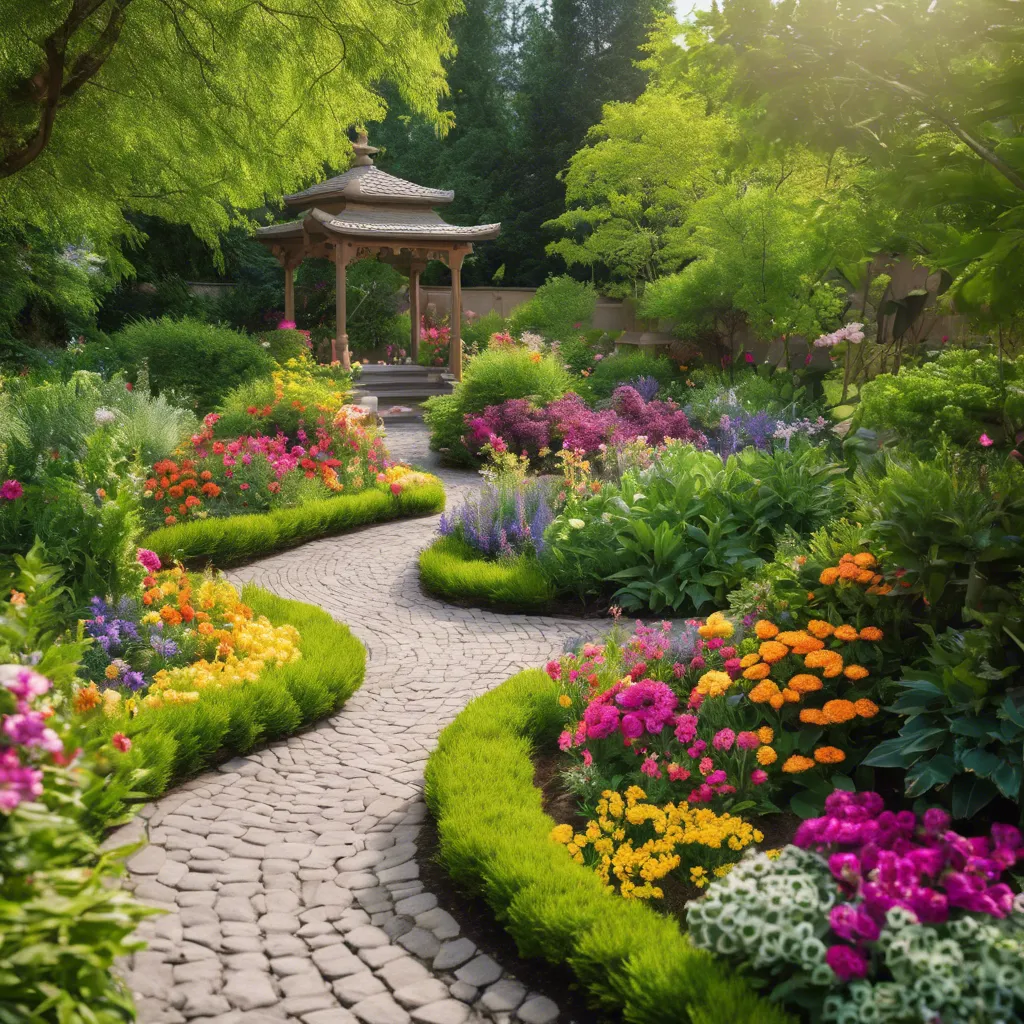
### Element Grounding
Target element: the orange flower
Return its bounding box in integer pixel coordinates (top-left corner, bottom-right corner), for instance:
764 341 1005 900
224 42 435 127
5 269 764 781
759 641 789 663
769 694 785 710
757 726 774 744
160 605 182 626
856 569 876 584
854 699 879 718
776 631 811 647
853 552 877 568
806 620 835 639
804 649 843 672
799 708 828 725
756 746 778 766
782 688 801 703
819 566 840 586
743 662 771 681
755 620 779 640
748 680 781 703
834 624 860 641
740 653 761 668
822 699 857 724
782 755 816 774
839 553 856 564
198 622 215 636
789 635 826 655
867 584 893 596
844 664 869 681
814 746 846 764
859 626 884 642
838 562 860 580
168 485 184 499
789 673 824 694
74 682 102 713
201 482 221 497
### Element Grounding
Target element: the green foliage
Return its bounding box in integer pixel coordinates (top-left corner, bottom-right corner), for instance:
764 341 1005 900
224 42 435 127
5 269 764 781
143 480 445 568
424 668 791 1024
585 351 679 400
461 311 505 352
852 449 1024 631
84 585 365 819
507 276 597 343
258 329 311 365
544 442 848 613
854 349 1024 450
419 536 554 610
89 317 275 412
864 604 1024 818
423 394 472 464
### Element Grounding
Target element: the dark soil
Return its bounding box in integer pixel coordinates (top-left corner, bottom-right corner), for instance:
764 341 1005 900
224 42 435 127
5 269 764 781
534 751 802 925
415 812 610 1024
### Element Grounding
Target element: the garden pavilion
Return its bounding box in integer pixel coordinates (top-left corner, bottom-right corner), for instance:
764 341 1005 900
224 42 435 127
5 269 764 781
256 133 501 379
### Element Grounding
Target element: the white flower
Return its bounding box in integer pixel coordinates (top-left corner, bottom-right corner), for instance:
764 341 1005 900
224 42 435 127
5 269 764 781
261 340 271 348
568 518 585 529
94 407 117 426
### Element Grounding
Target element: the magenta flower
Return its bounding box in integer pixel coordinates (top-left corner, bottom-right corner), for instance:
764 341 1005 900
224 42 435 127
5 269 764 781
640 757 661 778
750 769 767 785
736 731 759 750
705 769 727 785
558 731 573 752
674 714 698 744
582 702 620 740
0 667 50 701
0 749 43 812
277 319 297 330
545 660 561 681
979 433 994 447
826 944 868 982
136 548 161 573
0 480 23 501
712 728 735 751
615 679 677 736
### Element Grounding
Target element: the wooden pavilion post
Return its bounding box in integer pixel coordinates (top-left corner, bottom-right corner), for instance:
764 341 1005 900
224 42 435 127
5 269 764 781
449 250 465 381
408 262 424 364
284 264 295 323
334 242 351 370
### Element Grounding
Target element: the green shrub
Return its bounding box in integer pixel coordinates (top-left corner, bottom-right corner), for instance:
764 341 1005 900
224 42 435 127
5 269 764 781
92 317 275 412
853 349 1024 450
586 351 679 401
462 310 505 352
419 536 554 610
86 584 365 819
423 394 473 463
425 669 790 1024
143 479 445 567
257 328 311 364
507 276 597 343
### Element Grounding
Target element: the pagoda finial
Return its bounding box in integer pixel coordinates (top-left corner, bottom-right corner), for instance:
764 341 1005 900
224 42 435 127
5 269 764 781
352 129 379 167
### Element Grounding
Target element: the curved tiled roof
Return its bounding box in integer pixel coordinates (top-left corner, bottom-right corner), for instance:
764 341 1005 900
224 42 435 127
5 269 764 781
308 207 500 242
284 165 453 208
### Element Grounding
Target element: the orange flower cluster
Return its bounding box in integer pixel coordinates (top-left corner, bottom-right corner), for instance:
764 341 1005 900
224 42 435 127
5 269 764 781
145 458 218 526
818 551 892 596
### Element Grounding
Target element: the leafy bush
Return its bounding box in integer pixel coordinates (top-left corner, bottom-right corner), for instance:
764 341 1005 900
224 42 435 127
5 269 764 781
507 276 597 343
419 537 554 610
854 349 1024 450
461 310 505 352
424 668 788 1024
257 328 312 364
586 351 679 401
143 473 445 567
90 317 275 412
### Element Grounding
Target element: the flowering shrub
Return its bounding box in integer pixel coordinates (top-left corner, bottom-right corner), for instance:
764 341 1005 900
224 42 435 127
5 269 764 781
418 313 451 367
141 403 388 527
76 559 300 714
439 478 554 559
688 791 1024 1024
550 785 762 899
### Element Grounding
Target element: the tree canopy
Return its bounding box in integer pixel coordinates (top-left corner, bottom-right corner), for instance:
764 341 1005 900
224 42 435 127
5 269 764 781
0 0 462 266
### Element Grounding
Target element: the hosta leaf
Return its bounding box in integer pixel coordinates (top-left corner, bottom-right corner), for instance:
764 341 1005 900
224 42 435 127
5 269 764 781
904 754 955 797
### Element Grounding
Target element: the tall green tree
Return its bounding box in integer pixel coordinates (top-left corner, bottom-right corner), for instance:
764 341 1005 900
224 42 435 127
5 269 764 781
0 0 462 265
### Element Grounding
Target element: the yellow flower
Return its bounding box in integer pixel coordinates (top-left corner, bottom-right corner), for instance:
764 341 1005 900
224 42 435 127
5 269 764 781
558 694 572 708
765 848 782 860
782 755 816 774
550 824 574 844
756 746 777 766
757 726 774 744
698 611 734 639
696 671 733 697
739 653 761 668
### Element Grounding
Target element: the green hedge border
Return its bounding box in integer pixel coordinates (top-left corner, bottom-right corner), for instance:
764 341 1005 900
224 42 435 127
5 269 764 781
87 584 365 824
424 669 793 1024
144 480 446 567
419 536 555 612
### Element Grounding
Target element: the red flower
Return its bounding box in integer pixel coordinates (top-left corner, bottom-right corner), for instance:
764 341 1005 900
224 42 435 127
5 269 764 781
111 732 132 753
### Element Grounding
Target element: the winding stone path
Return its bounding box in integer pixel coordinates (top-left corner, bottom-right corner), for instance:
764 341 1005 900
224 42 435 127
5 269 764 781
115 424 584 1024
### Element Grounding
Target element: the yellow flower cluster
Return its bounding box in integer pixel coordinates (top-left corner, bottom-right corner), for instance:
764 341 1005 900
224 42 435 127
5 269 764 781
550 786 762 899
818 551 892 595
698 611 734 640
696 670 733 698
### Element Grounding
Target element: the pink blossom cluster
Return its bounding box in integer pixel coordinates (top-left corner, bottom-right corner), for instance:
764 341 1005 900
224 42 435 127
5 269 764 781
796 789 1024 981
812 322 866 349
0 666 62 812
0 480 23 501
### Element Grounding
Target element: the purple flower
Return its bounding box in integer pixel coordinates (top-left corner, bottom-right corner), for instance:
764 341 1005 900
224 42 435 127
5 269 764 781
0 666 50 701
3 711 63 754
615 679 677 736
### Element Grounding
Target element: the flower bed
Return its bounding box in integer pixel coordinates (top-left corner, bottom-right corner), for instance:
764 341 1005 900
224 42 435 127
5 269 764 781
424 668 790 1024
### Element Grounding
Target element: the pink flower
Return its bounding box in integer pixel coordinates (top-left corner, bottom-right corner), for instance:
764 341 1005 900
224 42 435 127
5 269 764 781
687 739 707 758
390 483 402 496
688 784 714 803
750 769 768 785
558 731 572 752
668 764 690 782
239 482 250 491
582 749 593 766
674 714 698 744
136 548 161 573
706 769 727 785
712 728 735 751
545 660 561 681
0 480 23 501
804 352 813 366
640 757 661 778
744 352 755 364
0 667 50 701
737 731 759 750
0 749 43 811
826 944 868 982
278 320 297 330
699 756 714 776
979 434 994 447
723 657 742 678
111 732 132 753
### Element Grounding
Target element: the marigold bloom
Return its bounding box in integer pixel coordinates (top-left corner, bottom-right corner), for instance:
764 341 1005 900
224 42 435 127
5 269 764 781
754 620 779 640
743 662 771 681
696 671 733 697
819 566 840 586
769 693 785 710
799 708 828 726
558 694 572 708
739 653 761 668
804 649 844 672
843 664 869 681
859 626 884 642
104 663 120 680
782 687 800 703
838 562 860 580
814 746 846 764
550 823 573 844
856 569 876 584
776 631 809 647
759 640 789 663
782 755 816 774
757 726 774 744
822 699 857 724
789 673 823 694
748 680 780 703
853 552 877 568
755 746 777 766
74 682 102 713
834 624 860 641
789 635 825 655
854 698 879 718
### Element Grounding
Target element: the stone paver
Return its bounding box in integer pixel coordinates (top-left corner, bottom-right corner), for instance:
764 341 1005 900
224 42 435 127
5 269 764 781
116 424 582 1023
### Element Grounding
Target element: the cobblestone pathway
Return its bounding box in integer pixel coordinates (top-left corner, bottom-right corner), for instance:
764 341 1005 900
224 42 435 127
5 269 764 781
116 424 585 1024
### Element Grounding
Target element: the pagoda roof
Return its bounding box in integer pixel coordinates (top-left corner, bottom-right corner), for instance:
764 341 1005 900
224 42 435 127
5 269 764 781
284 164 454 209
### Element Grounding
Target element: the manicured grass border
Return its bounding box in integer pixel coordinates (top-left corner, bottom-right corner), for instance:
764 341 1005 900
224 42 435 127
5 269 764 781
88 585 365 824
424 669 793 1024
144 479 446 567
419 536 555 612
